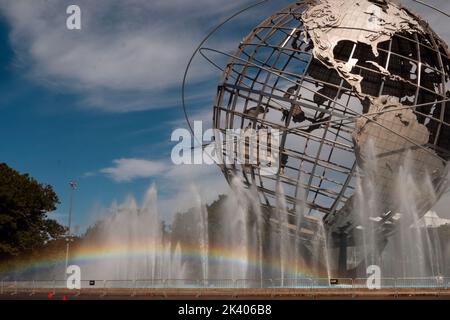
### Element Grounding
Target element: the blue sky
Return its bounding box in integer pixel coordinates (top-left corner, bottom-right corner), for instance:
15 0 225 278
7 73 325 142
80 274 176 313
0 0 449 232
0 0 293 232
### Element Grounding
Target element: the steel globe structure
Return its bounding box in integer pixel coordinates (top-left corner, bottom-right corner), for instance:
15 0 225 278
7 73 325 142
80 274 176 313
210 0 450 273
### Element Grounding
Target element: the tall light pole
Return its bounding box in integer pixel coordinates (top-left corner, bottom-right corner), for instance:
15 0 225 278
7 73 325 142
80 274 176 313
65 181 77 277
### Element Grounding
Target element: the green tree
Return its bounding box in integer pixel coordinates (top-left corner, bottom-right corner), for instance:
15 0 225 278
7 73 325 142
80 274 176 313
0 163 66 259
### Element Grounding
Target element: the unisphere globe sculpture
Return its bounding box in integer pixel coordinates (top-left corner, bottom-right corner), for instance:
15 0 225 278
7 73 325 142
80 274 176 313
211 0 450 276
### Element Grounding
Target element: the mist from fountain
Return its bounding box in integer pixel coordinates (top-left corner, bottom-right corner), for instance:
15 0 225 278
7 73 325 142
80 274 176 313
352 140 448 278
275 183 290 285
73 173 318 286
79 185 186 281
72 151 448 286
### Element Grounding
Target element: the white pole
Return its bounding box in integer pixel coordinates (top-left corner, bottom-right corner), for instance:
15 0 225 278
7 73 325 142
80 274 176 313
65 181 76 278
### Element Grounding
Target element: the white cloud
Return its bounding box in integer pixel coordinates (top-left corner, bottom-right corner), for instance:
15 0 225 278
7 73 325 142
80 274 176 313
100 158 168 182
1 0 448 113
0 0 248 112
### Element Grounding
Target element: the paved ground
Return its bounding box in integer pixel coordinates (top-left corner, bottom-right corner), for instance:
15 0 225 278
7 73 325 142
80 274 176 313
1 288 450 300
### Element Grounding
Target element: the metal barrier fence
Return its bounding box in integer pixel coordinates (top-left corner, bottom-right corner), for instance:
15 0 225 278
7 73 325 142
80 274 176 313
1 281 18 295
395 278 439 289
134 279 166 290
200 279 234 289
313 278 353 289
165 279 199 289
271 278 313 289
444 277 450 289
1 277 450 297
235 279 273 289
